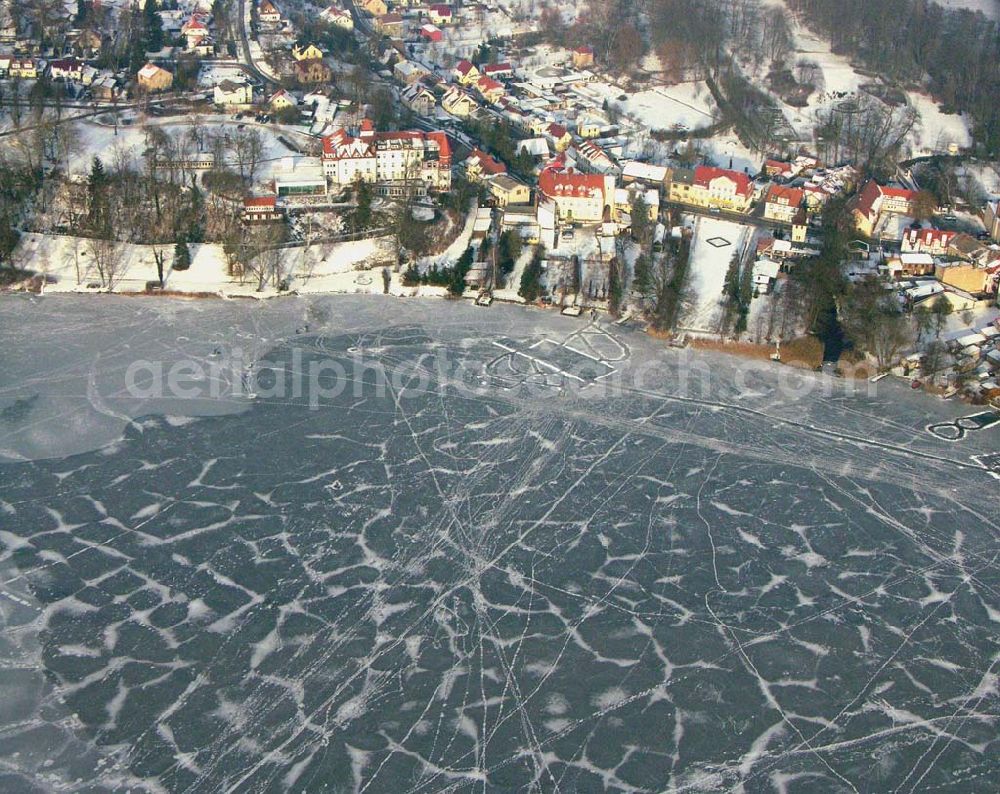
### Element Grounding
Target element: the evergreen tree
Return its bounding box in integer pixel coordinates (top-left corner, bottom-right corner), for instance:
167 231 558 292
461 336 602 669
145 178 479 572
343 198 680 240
144 1 165 53
87 157 110 234
173 238 192 271
519 247 546 303
633 254 651 296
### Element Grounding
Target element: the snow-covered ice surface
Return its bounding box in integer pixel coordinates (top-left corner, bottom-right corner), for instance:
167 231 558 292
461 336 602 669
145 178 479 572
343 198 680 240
0 295 999 791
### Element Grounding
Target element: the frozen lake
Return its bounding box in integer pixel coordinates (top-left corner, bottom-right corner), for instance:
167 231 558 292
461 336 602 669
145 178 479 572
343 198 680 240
0 295 998 792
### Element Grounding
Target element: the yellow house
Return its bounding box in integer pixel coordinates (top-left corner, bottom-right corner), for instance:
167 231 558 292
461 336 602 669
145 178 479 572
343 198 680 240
489 174 530 207
292 42 324 62
269 88 298 111
441 86 478 117
545 123 573 153
137 62 173 93
577 117 602 139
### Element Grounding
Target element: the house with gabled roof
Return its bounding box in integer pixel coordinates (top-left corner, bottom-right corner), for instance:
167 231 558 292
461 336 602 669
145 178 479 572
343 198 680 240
763 184 804 223
850 179 921 237
441 85 478 117
464 148 507 182
137 62 173 92
453 59 479 85
320 6 354 30
901 226 957 256
428 4 453 25
475 75 505 104
258 0 283 24
538 166 616 223
669 165 753 212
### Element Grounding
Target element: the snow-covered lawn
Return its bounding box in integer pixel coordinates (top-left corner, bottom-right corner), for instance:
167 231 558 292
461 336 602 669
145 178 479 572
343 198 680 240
681 216 751 334
906 91 972 156
579 80 718 132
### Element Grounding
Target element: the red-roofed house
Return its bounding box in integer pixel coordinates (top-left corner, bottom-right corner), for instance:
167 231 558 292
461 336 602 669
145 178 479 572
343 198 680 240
538 167 616 223
258 0 283 24
482 62 514 80
419 24 442 42
544 122 573 153
48 58 84 81
428 4 453 25
243 195 285 223
572 46 594 69
475 75 505 104
464 148 507 182
669 166 753 211
901 227 956 256
453 59 479 86
763 184 804 223
321 122 451 193
850 180 921 237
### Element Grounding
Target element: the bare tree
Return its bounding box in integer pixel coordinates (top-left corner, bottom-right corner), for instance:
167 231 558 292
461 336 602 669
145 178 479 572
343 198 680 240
88 236 126 290
230 127 265 187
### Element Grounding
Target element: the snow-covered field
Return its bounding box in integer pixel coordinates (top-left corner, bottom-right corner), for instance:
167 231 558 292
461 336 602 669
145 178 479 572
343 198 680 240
682 216 752 333
13 232 402 297
579 80 718 132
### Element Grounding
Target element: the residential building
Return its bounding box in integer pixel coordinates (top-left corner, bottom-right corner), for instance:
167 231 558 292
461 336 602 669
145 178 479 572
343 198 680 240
321 121 452 194
48 58 84 82
577 116 604 139
427 4 453 24
400 83 436 115
572 45 594 69
575 141 616 174
464 148 507 182
292 42 324 62
295 59 331 84
375 13 403 36
137 62 173 92
614 185 659 221
545 123 573 153
320 6 354 30
475 75 505 104
669 165 753 212
622 161 670 189
360 0 387 16
850 180 919 237
901 226 957 256
984 199 1000 242
258 0 283 24
214 79 252 106
482 62 514 80
453 59 479 86
269 88 298 111
394 59 428 85
243 196 285 223
73 29 101 58
763 184 804 223
181 14 210 48
8 59 38 79
441 86 478 117
489 174 531 206
538 167 615 223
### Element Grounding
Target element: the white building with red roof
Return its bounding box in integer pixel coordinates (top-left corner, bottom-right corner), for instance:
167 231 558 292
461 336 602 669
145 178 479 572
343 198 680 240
321 121 451 193
901 226 956 256
850 180 921 237
482 62 514 80
538 167 616 223
428 4 453 25
763 184 804 224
